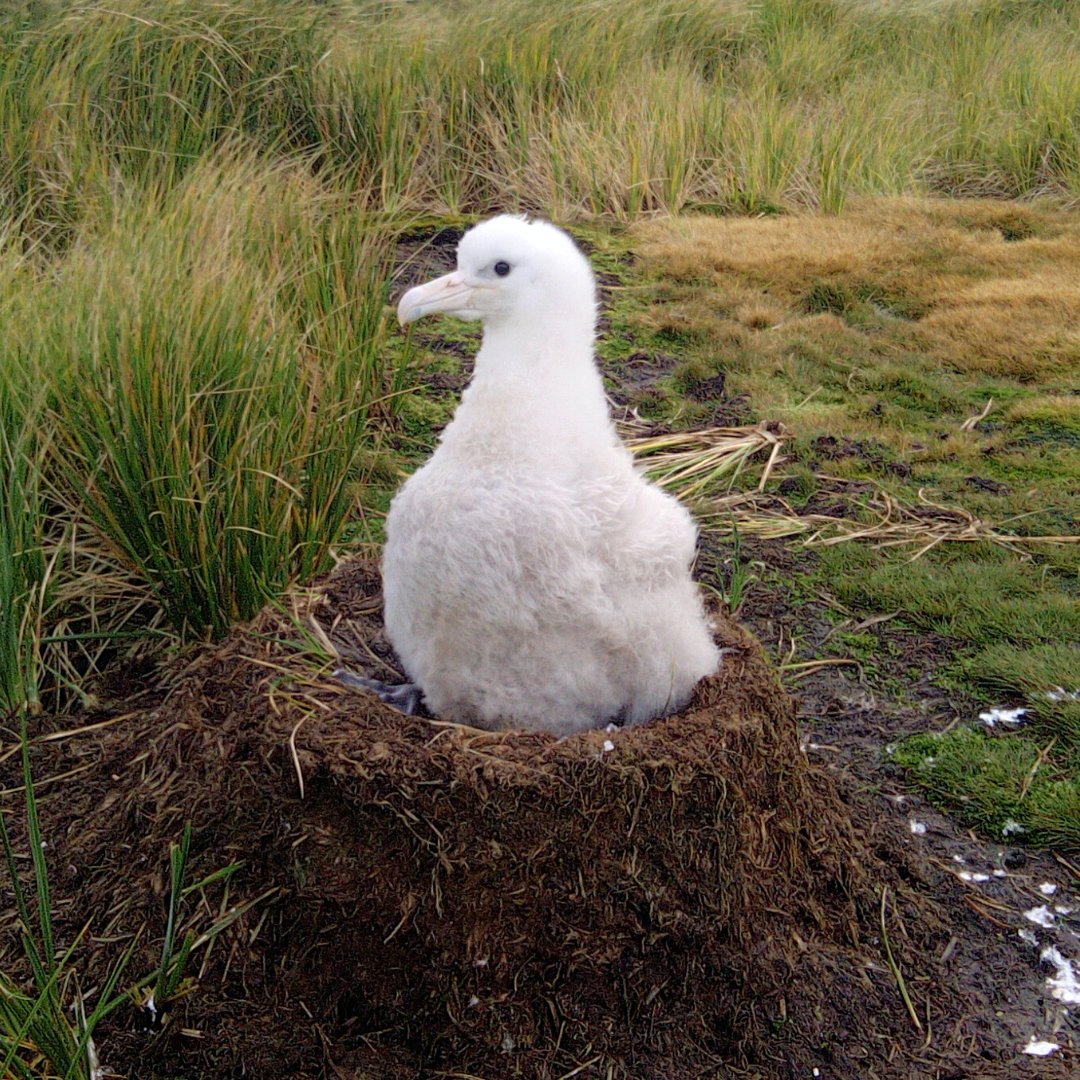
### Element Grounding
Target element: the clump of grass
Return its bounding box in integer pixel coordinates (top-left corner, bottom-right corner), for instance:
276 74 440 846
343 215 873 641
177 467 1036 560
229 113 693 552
959 642 1080 703
957 642 1080 749
131 821 264 1032
0 373 50 715
717 525 759 616
0 0 326 244
5 156 396 640
1005 395 1080 444
894 728 1080 853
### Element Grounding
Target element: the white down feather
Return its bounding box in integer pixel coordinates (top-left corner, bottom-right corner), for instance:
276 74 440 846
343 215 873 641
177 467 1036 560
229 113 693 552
383 216 719 735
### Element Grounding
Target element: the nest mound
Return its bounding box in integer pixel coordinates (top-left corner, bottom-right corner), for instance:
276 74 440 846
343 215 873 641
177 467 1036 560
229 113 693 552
6 561 1055 1078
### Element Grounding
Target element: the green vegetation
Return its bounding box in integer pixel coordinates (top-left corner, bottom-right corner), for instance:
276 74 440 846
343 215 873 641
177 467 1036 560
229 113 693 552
0 5 1074 1078
820 546 1078 648
0 0 1076 683
1 5 1076 1079
629 200 1078 850
2 0 1080 237
0 378 50 715
1 155 398 658
893 729 1080 851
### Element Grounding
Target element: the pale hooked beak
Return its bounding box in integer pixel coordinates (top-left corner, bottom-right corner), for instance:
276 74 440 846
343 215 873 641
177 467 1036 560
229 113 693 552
397 271 480 325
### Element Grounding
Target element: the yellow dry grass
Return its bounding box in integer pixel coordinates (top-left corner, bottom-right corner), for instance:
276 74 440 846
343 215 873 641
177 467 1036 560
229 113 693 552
1005 394 1080 425
634 197 1080 381
623 421 789 501
709 484 1079 557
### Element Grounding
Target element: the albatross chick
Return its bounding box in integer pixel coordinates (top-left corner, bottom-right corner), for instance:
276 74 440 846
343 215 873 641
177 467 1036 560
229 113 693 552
340 216 719 734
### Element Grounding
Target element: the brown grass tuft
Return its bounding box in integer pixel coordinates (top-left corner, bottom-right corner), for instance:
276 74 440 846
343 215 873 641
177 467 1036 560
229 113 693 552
635 197 1080 381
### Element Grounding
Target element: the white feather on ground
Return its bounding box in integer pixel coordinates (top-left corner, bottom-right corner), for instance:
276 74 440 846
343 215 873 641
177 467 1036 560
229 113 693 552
380 215 719 735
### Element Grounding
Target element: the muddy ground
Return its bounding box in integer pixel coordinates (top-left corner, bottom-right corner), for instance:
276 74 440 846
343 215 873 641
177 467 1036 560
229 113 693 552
728 534 1080 1071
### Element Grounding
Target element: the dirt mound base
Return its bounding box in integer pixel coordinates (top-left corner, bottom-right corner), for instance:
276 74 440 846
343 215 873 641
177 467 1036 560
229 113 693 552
2 562 1063 1078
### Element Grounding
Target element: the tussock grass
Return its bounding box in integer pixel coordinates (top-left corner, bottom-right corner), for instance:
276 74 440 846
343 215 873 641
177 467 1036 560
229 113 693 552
0 1 324 245
1 153 398 665
2 0 1080 234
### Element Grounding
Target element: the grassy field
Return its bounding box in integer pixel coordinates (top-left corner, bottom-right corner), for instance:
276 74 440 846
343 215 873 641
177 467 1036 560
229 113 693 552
622 200 1079 848
0 0 1078 1070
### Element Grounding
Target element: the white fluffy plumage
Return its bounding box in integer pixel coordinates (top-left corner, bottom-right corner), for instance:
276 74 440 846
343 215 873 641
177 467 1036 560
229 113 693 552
383 215 719 734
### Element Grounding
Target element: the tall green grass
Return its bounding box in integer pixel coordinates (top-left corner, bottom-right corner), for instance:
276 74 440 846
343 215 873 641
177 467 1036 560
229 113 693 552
1 225 54 713
318 0 1080 215
1 0 1078 234
2 157 395 640
0 373 50 715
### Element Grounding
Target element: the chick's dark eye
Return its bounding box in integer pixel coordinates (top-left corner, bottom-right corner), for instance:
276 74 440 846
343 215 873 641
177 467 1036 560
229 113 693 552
494 260 511 277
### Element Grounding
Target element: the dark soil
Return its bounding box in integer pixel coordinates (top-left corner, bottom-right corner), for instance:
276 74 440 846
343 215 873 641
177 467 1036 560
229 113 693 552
808 436 912 478
964 475 1012 496
605 350 680 410
0 558 1075 1079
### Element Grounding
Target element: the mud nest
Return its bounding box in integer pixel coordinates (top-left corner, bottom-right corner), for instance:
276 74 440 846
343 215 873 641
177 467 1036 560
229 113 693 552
2 561 1059 1079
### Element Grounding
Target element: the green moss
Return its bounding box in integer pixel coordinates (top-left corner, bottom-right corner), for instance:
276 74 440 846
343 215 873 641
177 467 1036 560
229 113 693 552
818 546 1080 648
894 728 1080 852
395 391 453 439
